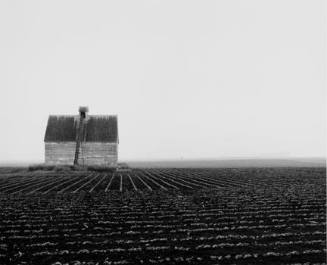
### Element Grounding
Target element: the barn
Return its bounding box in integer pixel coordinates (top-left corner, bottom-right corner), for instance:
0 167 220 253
44 107 118 166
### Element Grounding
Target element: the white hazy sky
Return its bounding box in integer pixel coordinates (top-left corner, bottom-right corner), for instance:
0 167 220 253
0 0 325 162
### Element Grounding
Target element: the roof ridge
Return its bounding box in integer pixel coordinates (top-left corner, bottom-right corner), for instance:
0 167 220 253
49 114 117 117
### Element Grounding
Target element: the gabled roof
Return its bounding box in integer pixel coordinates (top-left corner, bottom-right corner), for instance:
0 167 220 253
44 115 118 143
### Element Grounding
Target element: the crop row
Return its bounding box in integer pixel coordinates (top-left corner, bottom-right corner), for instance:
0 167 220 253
0 168 325 195
0 167 324 264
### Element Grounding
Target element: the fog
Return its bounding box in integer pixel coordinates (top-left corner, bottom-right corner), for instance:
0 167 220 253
0 0 325 163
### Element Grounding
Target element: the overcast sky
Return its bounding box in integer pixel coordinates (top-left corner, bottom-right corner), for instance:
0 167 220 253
0 0 325 162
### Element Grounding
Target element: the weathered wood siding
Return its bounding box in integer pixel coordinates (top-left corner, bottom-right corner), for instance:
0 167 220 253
80 142 118 166
45 142 76 165
45 142 118 166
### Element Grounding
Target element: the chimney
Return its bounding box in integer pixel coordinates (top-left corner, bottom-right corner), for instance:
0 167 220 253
74 106 89 165
79 106 89 119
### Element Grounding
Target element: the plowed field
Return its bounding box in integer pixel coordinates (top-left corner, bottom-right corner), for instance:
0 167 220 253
0 167 325 265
